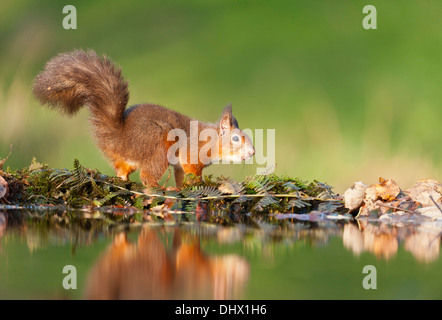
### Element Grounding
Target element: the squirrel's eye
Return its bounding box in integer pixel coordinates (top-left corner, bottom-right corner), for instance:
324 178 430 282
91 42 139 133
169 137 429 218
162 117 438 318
232 135 240 142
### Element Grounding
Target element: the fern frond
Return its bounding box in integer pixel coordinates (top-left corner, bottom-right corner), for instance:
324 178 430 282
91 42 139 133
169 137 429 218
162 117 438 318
49 168 72 182
243 179 266 194
185 201 198 212
201 186 223 197
70 159 89 191
282 181 300 193
233 195 249 204
181 186 223 198
316 200 343 213
252 195 279 211
90 175 107 197
287 198 312 209
96 189 131 206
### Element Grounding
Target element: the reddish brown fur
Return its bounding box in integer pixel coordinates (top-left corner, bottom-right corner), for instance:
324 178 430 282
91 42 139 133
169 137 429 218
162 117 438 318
33 50 253 187
113 159 136 181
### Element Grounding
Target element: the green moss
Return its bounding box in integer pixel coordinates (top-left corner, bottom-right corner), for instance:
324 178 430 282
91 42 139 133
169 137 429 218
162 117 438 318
1 158 345 225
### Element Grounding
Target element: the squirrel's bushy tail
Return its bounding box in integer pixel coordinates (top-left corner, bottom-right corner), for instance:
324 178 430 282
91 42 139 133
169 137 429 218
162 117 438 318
33 50 129 130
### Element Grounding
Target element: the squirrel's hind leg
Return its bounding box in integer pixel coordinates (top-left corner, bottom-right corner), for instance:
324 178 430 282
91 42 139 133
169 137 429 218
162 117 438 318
139 160 169 188
173 166 185 189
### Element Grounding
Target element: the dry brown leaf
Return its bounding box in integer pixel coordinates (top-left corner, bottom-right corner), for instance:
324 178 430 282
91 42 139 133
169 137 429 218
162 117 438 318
357 204 379 217
163 198 176 209
416 206 442 220
365 177 400 202
344 181 367 212
406 179 442 207
218 181 237 194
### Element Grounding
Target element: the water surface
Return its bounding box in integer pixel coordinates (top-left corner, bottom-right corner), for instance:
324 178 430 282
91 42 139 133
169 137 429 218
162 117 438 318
0 209 441 299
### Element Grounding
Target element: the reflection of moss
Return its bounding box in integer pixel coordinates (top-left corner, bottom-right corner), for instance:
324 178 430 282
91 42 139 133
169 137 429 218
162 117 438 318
2 158 345 225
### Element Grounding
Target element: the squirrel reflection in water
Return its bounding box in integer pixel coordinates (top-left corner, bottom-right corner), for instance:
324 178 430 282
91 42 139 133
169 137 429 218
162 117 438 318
84 228 250 300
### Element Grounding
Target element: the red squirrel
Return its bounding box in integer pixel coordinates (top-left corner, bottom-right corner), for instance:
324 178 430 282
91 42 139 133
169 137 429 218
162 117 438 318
32 50 255 188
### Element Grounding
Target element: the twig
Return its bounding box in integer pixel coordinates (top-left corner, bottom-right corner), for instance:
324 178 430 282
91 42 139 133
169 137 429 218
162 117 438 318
0 144 13 172
142 192 340 202
376 202 416 214
162 169 172 188
429 195 442 214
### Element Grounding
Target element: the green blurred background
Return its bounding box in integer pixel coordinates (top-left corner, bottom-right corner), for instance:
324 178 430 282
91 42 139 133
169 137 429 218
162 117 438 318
1 0 441 193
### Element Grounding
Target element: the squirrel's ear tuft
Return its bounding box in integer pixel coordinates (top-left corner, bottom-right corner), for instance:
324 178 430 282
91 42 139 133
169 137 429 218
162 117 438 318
219 103 233 131
222 103 239 128
222 103 233 117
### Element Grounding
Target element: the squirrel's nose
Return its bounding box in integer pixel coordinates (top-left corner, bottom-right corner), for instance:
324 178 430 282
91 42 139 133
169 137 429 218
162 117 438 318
242 147 255 161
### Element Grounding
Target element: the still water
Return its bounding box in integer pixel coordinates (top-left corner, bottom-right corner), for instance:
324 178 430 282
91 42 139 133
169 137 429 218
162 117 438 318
0 208 441 299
